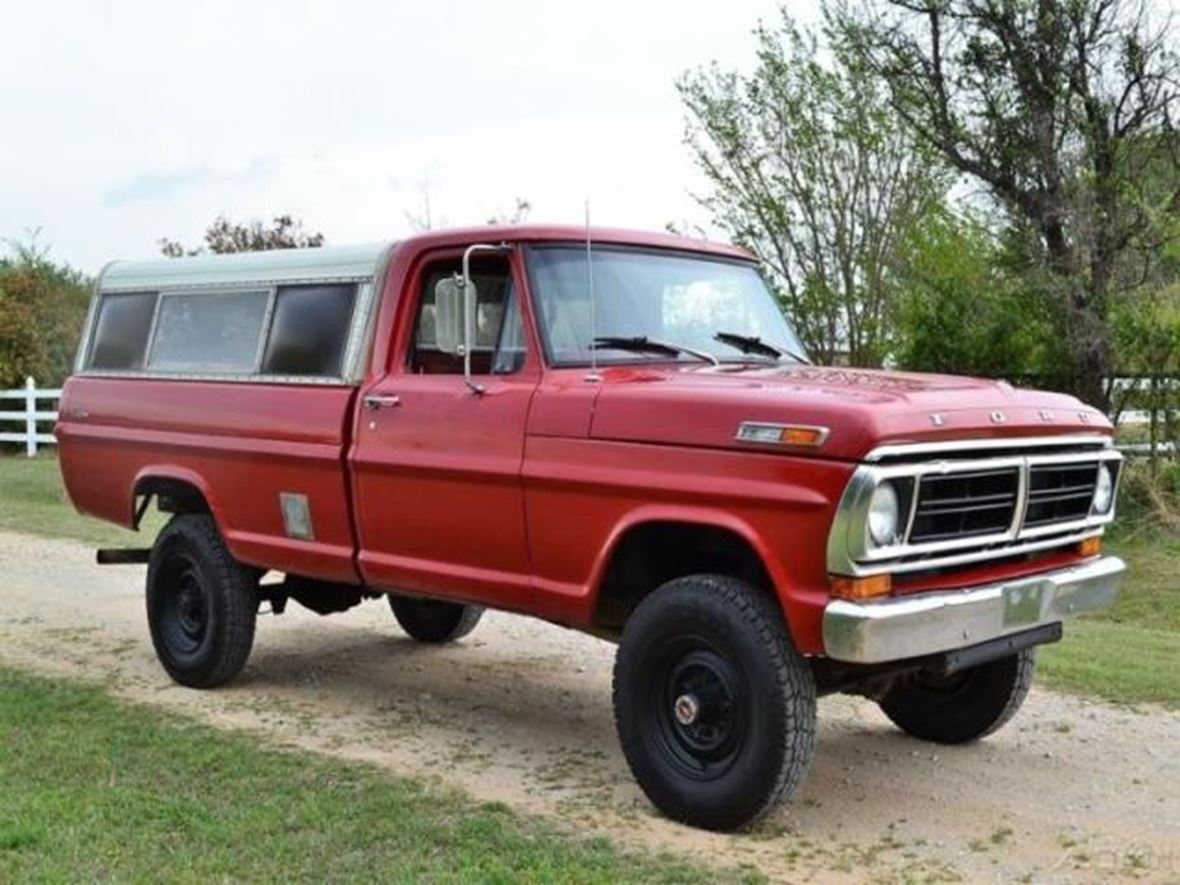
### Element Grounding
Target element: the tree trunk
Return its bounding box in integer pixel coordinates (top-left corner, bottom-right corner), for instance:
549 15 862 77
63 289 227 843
1070 330 1111 412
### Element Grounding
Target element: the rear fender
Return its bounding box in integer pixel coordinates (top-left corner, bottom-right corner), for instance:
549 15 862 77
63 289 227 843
131 465 222 531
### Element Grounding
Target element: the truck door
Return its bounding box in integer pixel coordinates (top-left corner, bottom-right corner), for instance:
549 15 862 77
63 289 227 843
351 249 539 610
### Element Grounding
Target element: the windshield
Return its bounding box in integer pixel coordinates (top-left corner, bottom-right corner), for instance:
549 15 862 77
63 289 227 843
526 246 807 366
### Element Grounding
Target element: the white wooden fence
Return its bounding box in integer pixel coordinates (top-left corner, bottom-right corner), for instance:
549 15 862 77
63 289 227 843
0 377 60 457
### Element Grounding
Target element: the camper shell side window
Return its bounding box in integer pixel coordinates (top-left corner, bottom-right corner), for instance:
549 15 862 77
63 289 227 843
81 282 363 382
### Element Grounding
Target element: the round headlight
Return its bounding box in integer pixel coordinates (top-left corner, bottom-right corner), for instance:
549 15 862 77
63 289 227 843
867 482 900 547
1092 464 1115 515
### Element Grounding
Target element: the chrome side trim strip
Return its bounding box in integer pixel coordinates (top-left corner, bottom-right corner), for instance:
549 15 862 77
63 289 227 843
73 369 350 387
822 555 1125 663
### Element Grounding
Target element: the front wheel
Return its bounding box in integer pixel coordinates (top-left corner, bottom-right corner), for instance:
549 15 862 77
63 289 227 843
612 575 817 831
146 514 258 688
877 650 1036 744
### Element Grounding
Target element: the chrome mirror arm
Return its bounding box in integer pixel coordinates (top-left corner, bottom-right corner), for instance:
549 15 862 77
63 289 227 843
459 243 512 395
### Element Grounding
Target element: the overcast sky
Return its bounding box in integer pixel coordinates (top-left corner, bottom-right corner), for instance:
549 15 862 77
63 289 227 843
0 0 825 273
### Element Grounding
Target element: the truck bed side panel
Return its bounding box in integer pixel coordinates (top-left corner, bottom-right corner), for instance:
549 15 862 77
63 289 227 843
56 376 359 583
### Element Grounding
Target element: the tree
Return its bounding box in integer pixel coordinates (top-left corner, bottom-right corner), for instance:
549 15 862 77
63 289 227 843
832 0 1180 406
0 238 91 388
679 13 948 366
486 198 532 226
894 207 1059 376
160 215 325 256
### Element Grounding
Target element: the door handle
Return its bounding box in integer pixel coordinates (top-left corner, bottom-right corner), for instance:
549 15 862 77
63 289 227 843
363 394 401 410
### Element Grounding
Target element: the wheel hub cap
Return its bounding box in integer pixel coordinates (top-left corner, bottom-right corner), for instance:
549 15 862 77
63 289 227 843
674 693 700 726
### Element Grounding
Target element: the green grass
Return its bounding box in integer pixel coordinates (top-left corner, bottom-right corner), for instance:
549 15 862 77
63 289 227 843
0 667 730 884
1038 619 1180 708
0 453 159 546
2 452 1177 710
1037 530 1180 708
1088 529 1180 633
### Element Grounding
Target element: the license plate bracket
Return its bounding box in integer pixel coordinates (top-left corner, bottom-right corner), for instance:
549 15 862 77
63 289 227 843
1002 583 1047 628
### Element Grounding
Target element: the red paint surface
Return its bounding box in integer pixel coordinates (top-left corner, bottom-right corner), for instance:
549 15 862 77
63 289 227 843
56 226 1114 655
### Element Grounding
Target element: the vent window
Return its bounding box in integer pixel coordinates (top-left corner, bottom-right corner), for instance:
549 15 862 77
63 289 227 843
87 291 158 369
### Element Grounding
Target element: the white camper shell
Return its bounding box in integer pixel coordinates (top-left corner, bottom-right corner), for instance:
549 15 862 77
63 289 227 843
75 243 398 385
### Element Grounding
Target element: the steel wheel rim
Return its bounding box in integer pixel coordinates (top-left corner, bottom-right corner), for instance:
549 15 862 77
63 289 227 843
159 553 210 657
647 637 746 781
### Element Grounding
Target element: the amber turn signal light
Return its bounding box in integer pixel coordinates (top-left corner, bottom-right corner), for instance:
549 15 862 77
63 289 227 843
780 426 827 446
735 422 829 447
1077 537 1102 558
830 573 892 600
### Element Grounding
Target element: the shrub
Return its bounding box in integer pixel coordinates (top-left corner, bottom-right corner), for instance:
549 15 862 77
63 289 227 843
1112 458 1180 537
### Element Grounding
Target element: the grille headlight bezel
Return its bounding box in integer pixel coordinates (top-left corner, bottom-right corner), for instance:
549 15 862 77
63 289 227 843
867 481 900 548
1091 463 1115 515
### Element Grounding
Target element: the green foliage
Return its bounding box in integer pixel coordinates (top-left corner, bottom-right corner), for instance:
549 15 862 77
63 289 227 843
1112 283 1180 378
893 209 1058 377
0 240 91 388
679 13 948 366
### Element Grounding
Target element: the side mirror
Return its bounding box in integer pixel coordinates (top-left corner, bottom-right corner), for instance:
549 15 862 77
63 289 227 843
433 276 467 356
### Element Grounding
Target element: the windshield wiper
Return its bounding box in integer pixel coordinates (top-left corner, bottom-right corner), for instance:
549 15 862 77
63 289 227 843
714 331 811 365
592 336 720 366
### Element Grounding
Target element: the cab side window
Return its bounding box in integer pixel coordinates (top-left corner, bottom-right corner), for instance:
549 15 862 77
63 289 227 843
409 257 526 375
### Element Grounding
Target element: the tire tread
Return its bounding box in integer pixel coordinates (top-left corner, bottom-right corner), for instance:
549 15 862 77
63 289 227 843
147 514 257 688
612 574 816 830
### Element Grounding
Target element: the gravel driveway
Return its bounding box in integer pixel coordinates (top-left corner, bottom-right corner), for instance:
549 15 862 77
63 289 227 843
1 529 1176 883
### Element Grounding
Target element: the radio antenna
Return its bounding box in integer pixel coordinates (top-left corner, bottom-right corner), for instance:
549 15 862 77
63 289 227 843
585 199 600 382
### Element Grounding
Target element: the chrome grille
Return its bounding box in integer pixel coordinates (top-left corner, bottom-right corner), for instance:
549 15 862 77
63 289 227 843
828 436 1124 578
1024 463 1099 527
909 468 1020 542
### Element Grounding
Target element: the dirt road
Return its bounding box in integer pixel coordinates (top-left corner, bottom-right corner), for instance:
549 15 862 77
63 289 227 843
1 529 1176 883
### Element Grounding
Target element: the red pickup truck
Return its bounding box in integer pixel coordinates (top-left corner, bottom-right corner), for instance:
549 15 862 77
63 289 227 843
56 225 1124 830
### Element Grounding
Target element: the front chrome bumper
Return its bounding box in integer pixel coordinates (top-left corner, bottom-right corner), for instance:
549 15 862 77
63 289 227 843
822 555 1125 664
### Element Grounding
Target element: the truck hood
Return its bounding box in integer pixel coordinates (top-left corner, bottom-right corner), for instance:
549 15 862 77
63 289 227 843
589 364 1112 461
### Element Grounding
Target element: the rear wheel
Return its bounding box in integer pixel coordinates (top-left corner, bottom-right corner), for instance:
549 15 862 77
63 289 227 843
877 650 1036 744
612 574 816 831
146 514 258 688
388 595 483 643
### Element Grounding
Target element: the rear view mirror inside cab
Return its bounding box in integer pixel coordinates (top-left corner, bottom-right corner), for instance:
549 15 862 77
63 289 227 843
433 275 467 356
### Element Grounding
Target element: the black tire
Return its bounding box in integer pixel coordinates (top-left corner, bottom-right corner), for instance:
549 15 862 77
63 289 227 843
146 514 258 688
388 595 484 643
878 650 1036 744
612 574 817 831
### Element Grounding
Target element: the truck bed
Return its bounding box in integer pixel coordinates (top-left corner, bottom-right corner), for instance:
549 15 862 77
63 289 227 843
56 377 362 584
